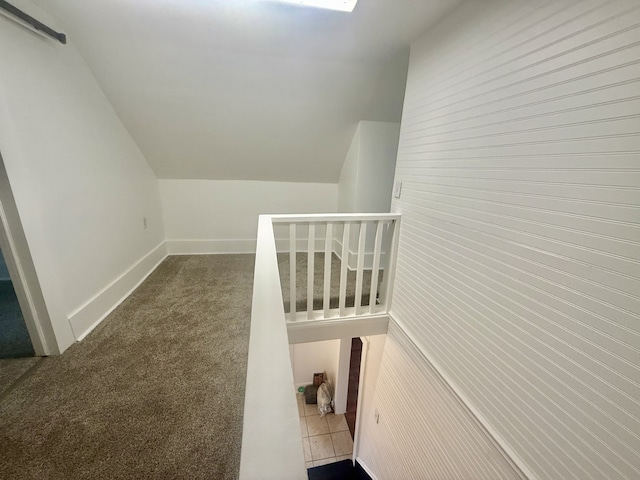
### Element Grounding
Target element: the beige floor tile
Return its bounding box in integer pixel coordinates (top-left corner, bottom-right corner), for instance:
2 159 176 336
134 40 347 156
306 461 314 469
331 431 353 456
300 417 308 437
313 457 337 467
302 437 312 462
336 455 352 462
304 402 319 417
309 434 335 460
306 414 329 435
326 413 349 433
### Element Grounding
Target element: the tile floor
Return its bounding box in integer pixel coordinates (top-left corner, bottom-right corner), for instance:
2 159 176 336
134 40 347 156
297 392 354 469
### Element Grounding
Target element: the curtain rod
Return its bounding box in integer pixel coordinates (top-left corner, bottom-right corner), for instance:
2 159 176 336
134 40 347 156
0 0 66 44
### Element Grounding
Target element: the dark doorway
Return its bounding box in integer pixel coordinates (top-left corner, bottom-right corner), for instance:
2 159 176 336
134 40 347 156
345 337 362 438
0 247 34 358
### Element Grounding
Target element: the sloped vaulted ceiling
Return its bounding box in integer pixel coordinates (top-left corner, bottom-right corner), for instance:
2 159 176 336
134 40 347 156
34 0 463 182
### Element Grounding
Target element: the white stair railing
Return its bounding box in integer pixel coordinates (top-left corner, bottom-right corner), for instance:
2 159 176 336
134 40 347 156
241 213 400 479
270 213 401 322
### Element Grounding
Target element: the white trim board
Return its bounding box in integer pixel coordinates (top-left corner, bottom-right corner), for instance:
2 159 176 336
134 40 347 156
166 239 257 255
332 238 388 271
352 336 369 460
389 315 531 480
333 338 352 415
240 215 307 480
355 457 379 480
286 315 389 345
68 242 168 341
0 152 65 355
276 238 326 254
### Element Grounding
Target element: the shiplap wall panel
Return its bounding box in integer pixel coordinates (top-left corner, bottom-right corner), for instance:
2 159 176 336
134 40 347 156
357 321 524 480
380 1 639 479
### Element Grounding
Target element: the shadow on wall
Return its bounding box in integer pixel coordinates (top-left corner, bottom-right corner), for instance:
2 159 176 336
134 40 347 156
0 247 33 358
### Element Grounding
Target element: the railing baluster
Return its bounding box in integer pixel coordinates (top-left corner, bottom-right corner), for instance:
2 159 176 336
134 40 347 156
354 221 367 315
307 224 315 319
369 221 384 314
271 214 399 322
323 223 333 318
289 223 296 321
379 219 401 311
339 222 350 317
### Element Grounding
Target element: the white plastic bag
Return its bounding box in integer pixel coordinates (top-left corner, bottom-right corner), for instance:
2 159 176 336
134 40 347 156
317 381 333 417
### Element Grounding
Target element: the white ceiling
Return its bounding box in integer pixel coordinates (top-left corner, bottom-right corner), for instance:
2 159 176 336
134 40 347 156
35 0 463 183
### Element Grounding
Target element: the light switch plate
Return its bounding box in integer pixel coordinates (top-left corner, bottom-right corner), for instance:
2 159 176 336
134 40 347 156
393 181 402 199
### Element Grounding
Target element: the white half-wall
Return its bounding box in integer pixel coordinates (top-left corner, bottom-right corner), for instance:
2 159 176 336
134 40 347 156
0 0 165 352
159 179 338 254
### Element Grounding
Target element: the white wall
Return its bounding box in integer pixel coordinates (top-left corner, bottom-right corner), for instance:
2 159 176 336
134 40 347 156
333 338 353 415
159 179 338 253
337 121 400 268
354 121 401 213
372 1 640 479
289 340 340 389
338 121 400 214
337 128 360 214
0 0 165 352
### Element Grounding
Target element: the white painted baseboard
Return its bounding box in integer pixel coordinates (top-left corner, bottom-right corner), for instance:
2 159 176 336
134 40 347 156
166 238 328 255
68 242 168 341
166 239 257 255
276 237 326 253
333 238 387 271
355 457 379 480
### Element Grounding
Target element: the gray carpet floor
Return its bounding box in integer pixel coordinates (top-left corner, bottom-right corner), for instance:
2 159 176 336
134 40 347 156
0 357 40 396
0 255 254 480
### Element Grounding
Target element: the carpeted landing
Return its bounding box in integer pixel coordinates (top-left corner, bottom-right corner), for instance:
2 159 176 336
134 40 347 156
0 255 254 480
278 252 383 313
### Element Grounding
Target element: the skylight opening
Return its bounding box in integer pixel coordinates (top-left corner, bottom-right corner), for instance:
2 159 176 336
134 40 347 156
262 0 358 13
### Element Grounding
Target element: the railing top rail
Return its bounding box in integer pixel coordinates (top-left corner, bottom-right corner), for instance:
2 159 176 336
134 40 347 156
240 216 307 479
268 213 401 223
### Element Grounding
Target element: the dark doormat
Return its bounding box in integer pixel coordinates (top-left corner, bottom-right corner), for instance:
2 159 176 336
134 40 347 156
307 460 372 480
